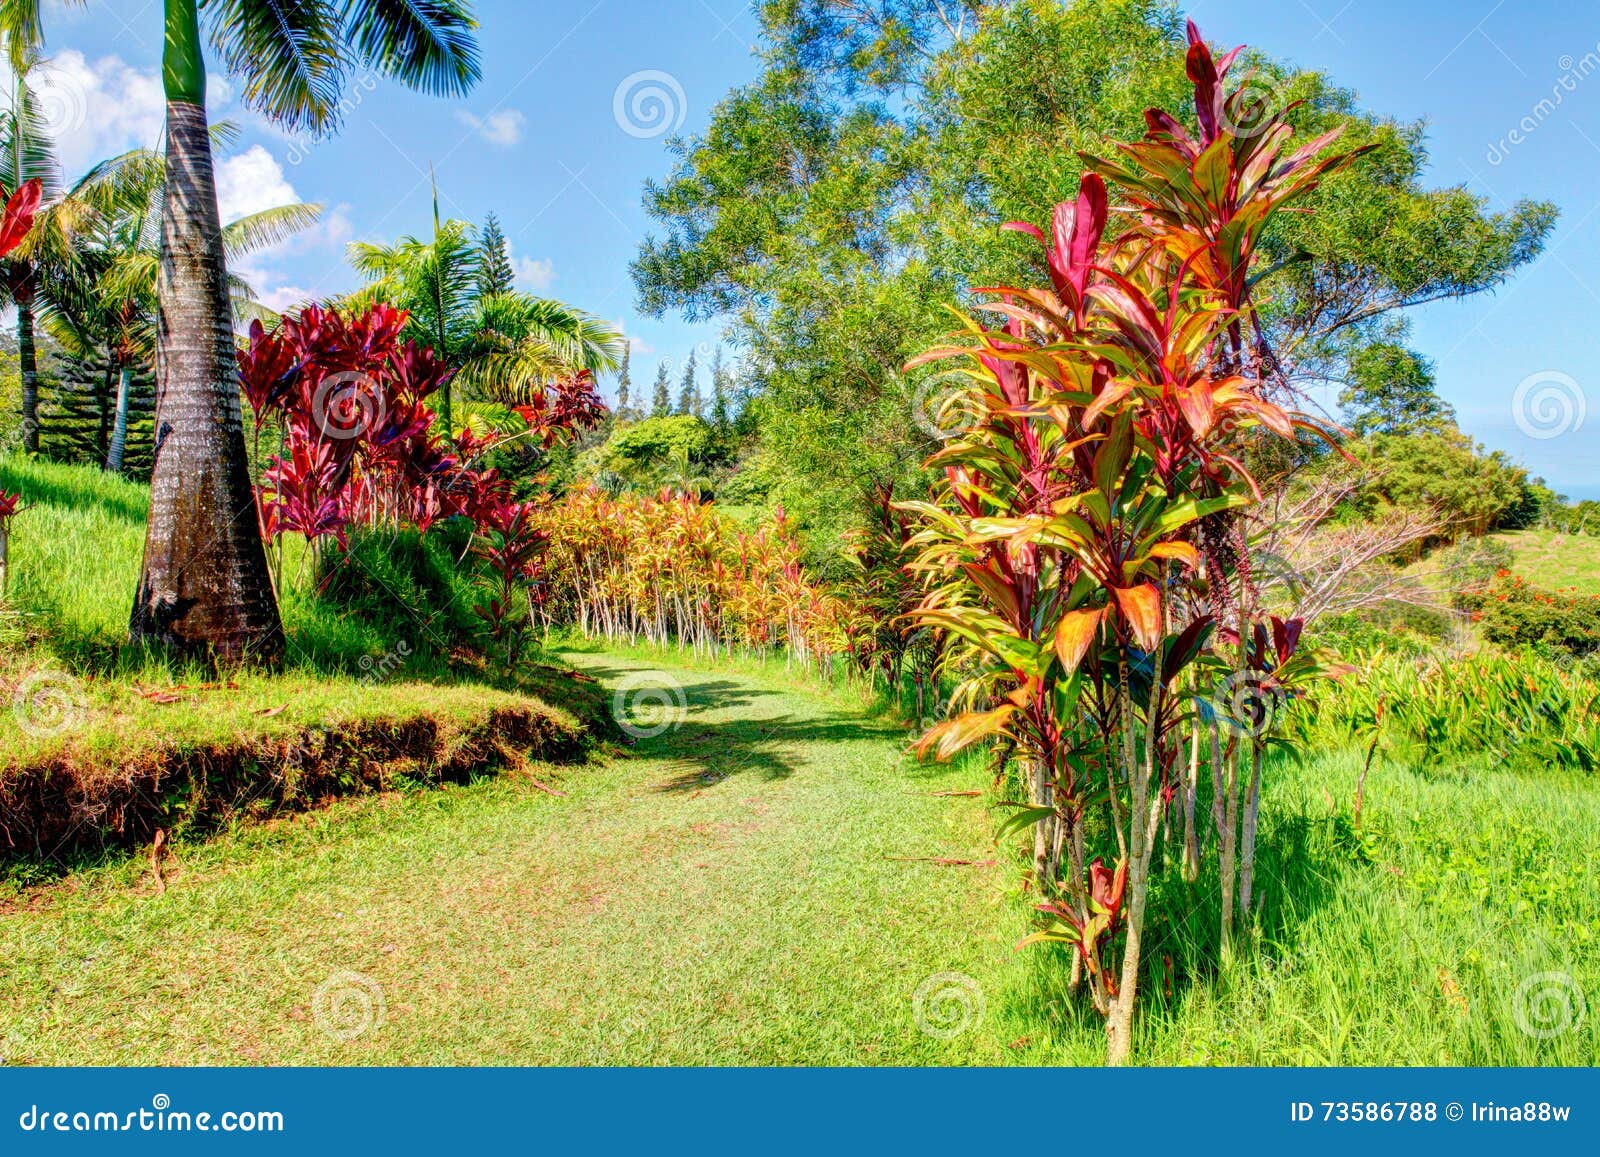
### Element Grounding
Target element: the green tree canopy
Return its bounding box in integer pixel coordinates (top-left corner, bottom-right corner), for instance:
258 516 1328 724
633 0 1555 557
1339 342 1456 437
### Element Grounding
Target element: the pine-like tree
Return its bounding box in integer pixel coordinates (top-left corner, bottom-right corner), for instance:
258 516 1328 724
710 345 731 430
676 350 702 418
651 360 672 418
615 344 632 418
478 211 515 298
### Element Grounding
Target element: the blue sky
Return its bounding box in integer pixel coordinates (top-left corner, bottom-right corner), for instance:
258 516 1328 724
17 0 1598 497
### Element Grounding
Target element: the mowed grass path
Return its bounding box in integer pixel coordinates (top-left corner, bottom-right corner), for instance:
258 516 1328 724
0 648 1027 1065
3 644 1596 1066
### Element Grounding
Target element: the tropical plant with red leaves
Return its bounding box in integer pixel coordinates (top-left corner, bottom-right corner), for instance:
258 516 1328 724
0 488 23 598
471 497 551 664
901 21 1359 1064
0 179 42 259
237 300 608 655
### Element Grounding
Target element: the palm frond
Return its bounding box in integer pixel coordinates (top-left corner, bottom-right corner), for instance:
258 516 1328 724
221 201 323 256
339 0 480 97
202 0 348 134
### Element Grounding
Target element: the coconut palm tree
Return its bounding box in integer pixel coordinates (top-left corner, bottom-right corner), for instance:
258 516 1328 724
0 47 63 455
14 0 481 661
348 185 623 427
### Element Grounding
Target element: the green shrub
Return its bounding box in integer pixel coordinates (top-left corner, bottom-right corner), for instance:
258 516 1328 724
1459 570 1600 657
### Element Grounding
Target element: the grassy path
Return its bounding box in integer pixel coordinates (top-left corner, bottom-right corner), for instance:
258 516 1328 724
0 646 1034 1065
4 643 1596 1066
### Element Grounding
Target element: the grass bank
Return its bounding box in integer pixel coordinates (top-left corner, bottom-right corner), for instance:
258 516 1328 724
0 456 604 873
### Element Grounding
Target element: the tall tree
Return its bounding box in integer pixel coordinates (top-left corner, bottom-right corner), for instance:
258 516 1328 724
1338 341 1456 437
0 48 61 455
634 0 1554 553
47 136 321 473
615 343 632 419
48 0 485 662
709 344 731 430
477 210 513 297
650 360 671 418
675 349 701 417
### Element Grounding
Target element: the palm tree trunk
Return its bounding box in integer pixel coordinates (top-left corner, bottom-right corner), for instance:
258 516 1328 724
130 0 283 663
17 290 39 454
106 365 132 474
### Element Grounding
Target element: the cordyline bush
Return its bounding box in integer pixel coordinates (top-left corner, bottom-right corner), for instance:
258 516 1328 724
901 21 1360 1064
236 301 604 660
846 482 950 720
535 485 852 670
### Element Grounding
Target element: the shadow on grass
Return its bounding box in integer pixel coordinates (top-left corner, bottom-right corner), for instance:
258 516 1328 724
992 758 1368 1057
577 660 900 791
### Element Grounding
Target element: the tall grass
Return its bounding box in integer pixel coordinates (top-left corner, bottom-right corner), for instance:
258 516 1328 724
1293 647 1600 774
0 455 485 677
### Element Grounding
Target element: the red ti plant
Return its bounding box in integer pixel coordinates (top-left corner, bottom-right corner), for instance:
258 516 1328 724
0 488 23 597
902 22 1363 1063
0 179 42 259
471 497 551 664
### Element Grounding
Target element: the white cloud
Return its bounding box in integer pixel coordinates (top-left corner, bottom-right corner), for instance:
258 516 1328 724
455 108 525 148
254 284 318 314
5 50 165 180
513 255 555 291
214 145 301 223
609 321 655 356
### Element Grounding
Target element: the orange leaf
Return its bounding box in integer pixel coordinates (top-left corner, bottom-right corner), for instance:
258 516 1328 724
1053 606 1105 671
1147 541 1200 569
1112 583 1163 650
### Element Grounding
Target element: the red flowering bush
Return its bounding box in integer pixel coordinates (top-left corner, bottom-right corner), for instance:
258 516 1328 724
1459 569 1600 656
237 302 606 657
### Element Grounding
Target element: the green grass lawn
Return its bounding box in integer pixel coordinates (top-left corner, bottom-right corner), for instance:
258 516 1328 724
2 643 1593 1066
1492 528 1600 595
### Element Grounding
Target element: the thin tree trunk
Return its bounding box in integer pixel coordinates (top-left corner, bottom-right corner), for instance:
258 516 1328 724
106 366 132 474
1237 738 1264 930
130 0 283 664
17 291 39 454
